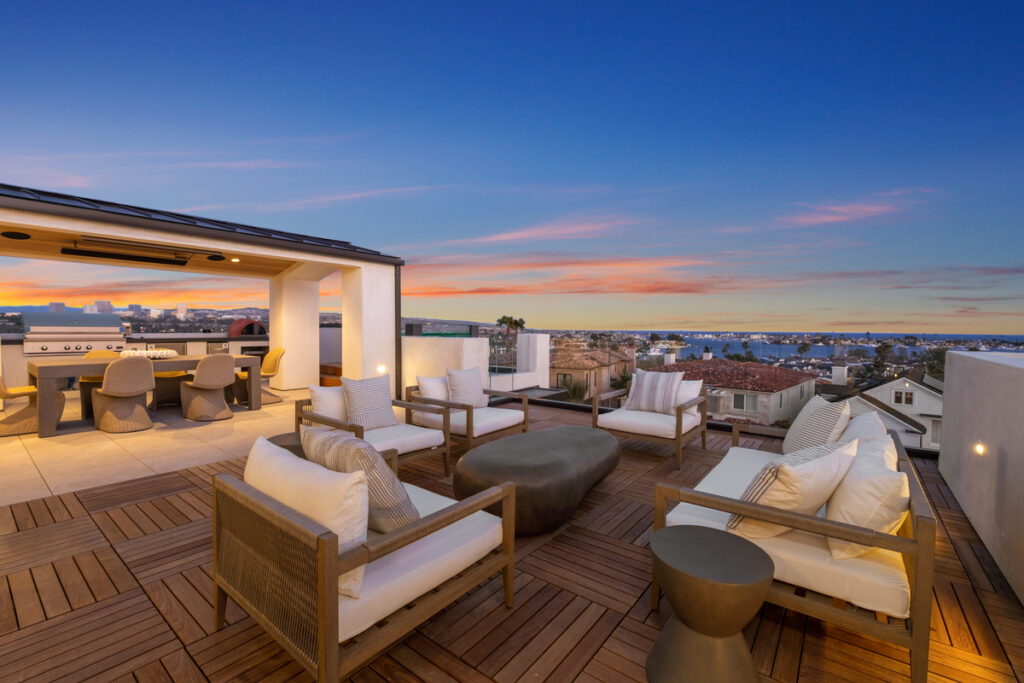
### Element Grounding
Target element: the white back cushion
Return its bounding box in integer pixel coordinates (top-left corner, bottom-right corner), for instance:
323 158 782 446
309 385 347 422
857 434 899 471
783 395 850 454
447 367 488 408
244 437 368 597
676 379 703 417
841 411 888 443
417 375 449 402
827 448 910 559
729 439 858 538
343 375 399 430
626 369 683 415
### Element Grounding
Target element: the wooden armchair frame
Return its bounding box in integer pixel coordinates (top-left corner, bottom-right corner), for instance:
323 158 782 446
591 387 708 469
294 398 453 474
404 385 529 453
651 433 936 682
213 474 515 681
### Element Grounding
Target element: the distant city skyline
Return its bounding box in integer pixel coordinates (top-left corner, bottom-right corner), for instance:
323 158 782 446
1 4 1021 333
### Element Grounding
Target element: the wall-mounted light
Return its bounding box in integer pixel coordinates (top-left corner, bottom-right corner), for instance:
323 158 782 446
230 257 240 263
376 364 387 375
974 443 986 455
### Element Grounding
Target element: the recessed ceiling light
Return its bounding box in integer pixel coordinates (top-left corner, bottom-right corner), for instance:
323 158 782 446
207 254 226 261
230 257 240 263
1 231 30 240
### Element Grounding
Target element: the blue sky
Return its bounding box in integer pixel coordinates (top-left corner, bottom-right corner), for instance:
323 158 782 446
1 2 1021 331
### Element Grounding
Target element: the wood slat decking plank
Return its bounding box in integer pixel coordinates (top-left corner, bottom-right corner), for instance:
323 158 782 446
10 502 35 531
8 568 45 627
0 575 18 636
31 562 71 619
0 516 106 574
159 649 209 683
51 554 94 609
76 472 196 513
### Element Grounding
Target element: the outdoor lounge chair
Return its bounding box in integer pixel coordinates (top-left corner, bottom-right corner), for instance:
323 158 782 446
92 356 155 433
180 354 235 421
295 386 454 474
591 380 707 469
405 372 528 454
211 442 515 680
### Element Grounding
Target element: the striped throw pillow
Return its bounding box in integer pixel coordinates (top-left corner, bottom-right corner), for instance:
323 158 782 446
447 368 488 408
626 369 683 415
782 395 851 454
342 375 399 430
301 426 420 533
727 439 858 538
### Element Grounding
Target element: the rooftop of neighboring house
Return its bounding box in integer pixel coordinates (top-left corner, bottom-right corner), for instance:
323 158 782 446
654 358 818 393
550 348 634 370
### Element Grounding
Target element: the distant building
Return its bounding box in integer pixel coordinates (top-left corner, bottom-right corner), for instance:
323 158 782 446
860 371 943 450
95 300 113 314
82 304 98 314
128 304 142 313
48 302 66 313
149 308 162 319
176 303 188 320
550 349 635 400
654 358 818 426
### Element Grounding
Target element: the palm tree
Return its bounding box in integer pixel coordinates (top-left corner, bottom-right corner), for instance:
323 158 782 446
496 315 515 336
512 317 526 336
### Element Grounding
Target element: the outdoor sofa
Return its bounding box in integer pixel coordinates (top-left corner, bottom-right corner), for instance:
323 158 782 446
653 425 936 682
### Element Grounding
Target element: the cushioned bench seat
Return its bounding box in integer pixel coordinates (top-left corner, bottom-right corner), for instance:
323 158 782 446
413 406 524 437
597 408 701 440
338 483 502 641
362 423 445 455
665 447 911 618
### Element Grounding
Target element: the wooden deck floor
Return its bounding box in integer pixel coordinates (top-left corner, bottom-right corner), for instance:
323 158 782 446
1 405 1022 682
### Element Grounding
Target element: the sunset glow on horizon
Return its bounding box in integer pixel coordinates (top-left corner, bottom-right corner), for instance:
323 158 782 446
1 4 1020 334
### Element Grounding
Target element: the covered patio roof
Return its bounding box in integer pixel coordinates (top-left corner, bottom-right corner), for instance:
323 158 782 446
0 183 403 392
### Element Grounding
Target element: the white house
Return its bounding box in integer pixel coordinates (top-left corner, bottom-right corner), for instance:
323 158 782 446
863 373 944 450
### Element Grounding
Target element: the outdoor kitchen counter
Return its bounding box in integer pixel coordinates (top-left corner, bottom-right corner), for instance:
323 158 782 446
27 354 261 437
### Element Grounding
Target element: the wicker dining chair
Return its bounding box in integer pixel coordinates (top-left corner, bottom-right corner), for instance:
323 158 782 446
230 347 285 405
78 349 121 420
181 354 236 421
92 356 155 433
0 374 65 437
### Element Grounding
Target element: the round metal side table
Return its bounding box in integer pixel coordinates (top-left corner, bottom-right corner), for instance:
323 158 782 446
646 524 774 682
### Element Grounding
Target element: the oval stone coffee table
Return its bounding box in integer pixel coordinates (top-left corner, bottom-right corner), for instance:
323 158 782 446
647 525 774 682
453 426 620 536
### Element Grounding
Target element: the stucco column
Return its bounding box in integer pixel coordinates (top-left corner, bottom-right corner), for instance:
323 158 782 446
269 266 322 390
342 263 397 392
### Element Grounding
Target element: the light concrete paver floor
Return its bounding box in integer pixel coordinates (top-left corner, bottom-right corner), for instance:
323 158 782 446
0 387 308 505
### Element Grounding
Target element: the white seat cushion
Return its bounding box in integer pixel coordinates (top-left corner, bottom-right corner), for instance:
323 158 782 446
597 408 700 440
363 423 445 455
665 446 910 618
337 484 502 642
412 406 524 437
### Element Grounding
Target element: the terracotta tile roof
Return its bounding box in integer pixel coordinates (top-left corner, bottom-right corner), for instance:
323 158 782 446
550 349 634 371
653 358 817 393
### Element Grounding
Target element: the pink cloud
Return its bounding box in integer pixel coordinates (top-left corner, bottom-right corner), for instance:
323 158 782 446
443 217 636 246
778 202 896 227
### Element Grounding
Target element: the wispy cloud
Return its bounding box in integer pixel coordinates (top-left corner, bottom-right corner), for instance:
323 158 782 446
440 217 638 246
175 185 446 213
152 158 312 170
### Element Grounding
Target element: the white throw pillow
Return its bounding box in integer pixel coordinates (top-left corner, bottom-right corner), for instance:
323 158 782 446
841 411 888 443
243 437 368 597
856 434 899 471
417 375 449 402
782 395 851 454
626 369 683 415
728 439 858 539
309 384 347 422
826 447 910 559
343 375 399 430
676 379 703 417
447 367 488 408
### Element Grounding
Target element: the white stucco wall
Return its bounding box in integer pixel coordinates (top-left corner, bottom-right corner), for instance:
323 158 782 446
401 336 489 392
939 351 1024 603
341 264 397 393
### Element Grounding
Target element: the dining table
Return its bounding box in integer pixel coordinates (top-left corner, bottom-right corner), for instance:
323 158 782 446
27 353 262 437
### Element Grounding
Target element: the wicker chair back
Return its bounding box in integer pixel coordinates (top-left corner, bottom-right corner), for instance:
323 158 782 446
100 357 155 396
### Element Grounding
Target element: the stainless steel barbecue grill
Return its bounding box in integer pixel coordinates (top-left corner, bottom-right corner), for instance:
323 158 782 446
22 312 126 356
